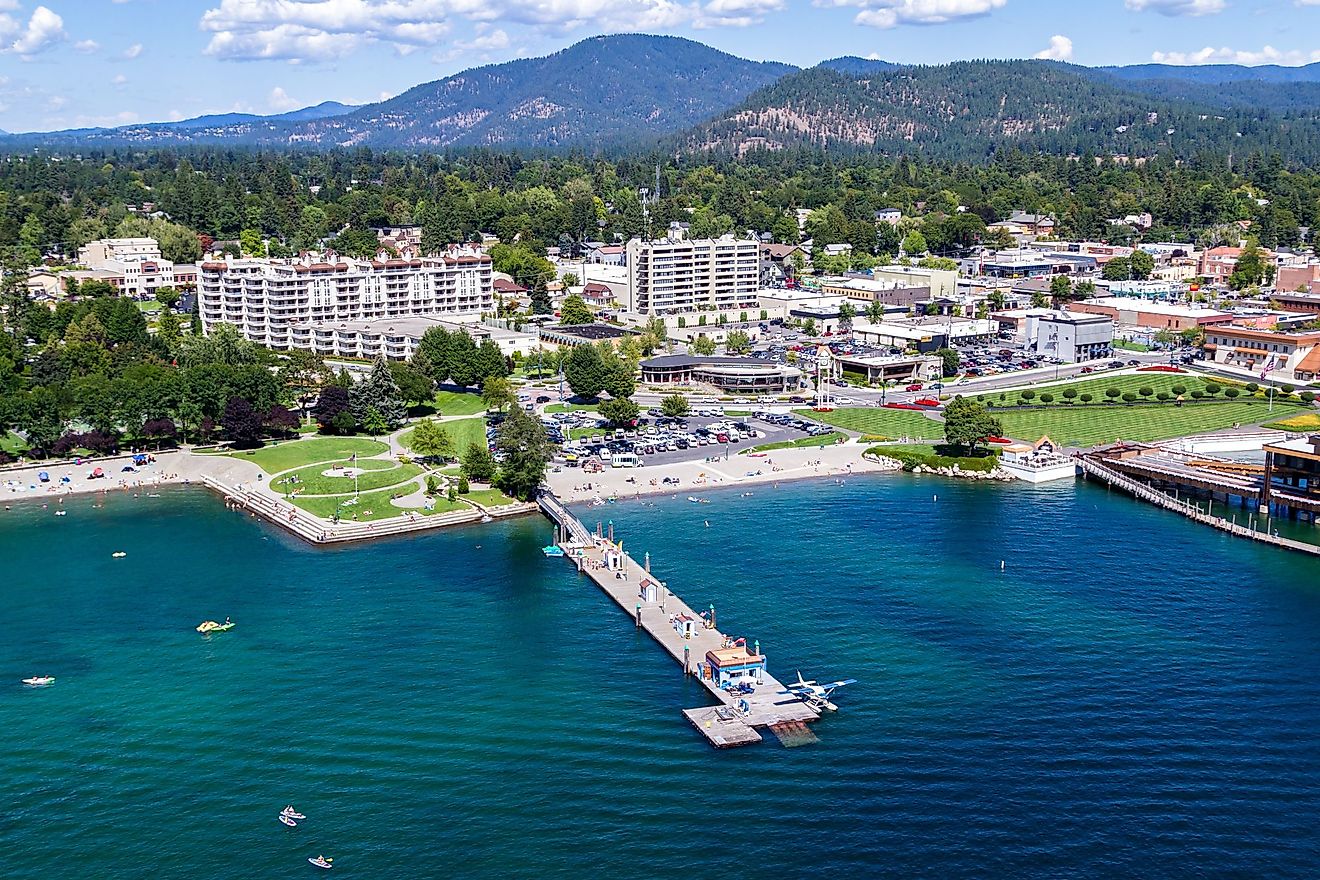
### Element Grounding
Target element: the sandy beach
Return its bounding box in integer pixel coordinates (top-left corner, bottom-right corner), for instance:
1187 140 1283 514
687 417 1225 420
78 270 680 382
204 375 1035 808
0 449 262 507
544 440 898 504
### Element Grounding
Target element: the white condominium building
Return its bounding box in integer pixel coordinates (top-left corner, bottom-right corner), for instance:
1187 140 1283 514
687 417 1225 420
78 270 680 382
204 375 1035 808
198 247 493 350
624 227 760 315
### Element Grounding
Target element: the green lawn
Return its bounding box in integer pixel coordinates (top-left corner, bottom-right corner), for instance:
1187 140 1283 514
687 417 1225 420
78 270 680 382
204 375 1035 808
431 390 489 417
136 300 163 314
463 488 520 507
1264 412 1320 432
995 400 1307 447
291 487 469 522
400 418 487 455
227 436 389 474
866 443 1000 472
745 432 847 453
1 431 28 455
794 407 944 440
977 373 1242 406
276 460 424 496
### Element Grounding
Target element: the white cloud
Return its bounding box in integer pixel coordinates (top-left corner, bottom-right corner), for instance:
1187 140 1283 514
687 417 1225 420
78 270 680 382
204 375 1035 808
74 38 99 53
4 5 67 58
267 85 301 111
1034 34 1072 61
1151 44 1320 65
199 0 768 62
0 0 19 10
122 41 143 59
1125 0 1224 15
816 0 1007 29
112 73 128 85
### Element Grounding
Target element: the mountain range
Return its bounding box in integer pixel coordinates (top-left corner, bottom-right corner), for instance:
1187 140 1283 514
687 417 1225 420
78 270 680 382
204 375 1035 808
5 34 1320 163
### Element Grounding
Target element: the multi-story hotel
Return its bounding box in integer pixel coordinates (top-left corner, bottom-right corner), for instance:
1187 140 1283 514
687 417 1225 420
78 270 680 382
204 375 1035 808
198 247 493 350
624 225 759 315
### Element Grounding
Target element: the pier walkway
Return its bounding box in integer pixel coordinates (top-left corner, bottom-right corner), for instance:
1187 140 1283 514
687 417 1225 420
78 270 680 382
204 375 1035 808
538 491 820 748
1077 455 1320 558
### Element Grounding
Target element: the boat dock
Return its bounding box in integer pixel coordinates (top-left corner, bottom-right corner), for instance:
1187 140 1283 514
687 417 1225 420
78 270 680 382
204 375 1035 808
537 491 821 748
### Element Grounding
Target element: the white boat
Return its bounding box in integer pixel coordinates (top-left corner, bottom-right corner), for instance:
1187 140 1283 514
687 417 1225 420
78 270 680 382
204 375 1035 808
22 676 55 687
279 814 297 827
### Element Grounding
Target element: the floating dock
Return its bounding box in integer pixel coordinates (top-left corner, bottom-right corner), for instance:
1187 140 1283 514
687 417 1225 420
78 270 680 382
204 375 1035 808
538 491 821 748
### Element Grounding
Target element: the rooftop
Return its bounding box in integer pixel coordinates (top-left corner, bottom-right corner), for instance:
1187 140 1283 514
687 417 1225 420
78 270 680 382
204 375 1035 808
1075 297 1231 319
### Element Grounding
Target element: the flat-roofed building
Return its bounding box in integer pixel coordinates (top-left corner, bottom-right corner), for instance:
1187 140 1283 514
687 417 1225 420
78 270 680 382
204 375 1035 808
819 275 930 310
833 352 942 383
1067 297 1234 331
198 246 493 350
624 227 760 315
289 315 536 361
1202 325 1320 380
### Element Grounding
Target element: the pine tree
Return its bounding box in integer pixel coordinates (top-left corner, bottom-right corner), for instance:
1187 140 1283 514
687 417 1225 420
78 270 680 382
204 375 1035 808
349 356 406 429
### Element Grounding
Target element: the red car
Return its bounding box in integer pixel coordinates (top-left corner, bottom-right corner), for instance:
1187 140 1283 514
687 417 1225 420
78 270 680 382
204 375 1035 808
1080 366 1095 374
905 383 924 392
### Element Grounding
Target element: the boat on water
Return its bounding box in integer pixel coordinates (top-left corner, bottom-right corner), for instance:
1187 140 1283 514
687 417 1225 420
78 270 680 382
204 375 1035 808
279 814 298 827
542 545 565 557
22 676 55 687
196 618 235 634
480 514 493 523
687 496 710 504
282 806 306 820
309 856 333 869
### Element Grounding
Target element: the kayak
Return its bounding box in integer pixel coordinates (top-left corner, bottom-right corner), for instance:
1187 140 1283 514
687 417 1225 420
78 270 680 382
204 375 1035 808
282 808 306 820
279 814 297 827
309 857 333 869
22 676 55 687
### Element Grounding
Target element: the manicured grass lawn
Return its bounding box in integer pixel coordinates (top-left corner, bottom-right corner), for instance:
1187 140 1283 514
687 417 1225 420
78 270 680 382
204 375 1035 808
291 487 468 522
794 407 944 440
400 418 487 455
1264 412 1320 431
995 400 1307 447
276 460 423 496
1 431 28 455
545 402 600 414
745 432 847 453
463 488 519 507
136 300 163 313
432 390 488 417
977 373 1242 406
227 436 389 474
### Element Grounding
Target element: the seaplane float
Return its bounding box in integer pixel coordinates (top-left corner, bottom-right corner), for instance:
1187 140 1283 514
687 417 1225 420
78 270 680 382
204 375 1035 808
779 671 857 712
196 618 235 634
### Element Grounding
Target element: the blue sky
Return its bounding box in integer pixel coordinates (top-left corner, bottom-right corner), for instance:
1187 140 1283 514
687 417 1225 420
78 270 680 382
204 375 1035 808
1 0 1318 132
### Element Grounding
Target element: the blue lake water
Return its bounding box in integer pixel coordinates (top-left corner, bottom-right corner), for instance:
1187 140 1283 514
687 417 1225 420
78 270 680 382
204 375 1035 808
2 476 1319 879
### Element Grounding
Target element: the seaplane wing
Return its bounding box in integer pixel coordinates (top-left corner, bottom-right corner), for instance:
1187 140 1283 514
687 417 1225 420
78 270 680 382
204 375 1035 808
820 678 858 690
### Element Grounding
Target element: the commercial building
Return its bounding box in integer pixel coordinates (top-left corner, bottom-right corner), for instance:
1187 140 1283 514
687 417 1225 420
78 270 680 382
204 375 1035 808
852 317 996 352
833 353 942 384
77 237 162 265
870 264 957 300
1202 326 1320 380
1066 297 1234 331
819 275 931 310
639 354 802 394
198 247 494 350
1261 435 1320 520
289 316 536 361
624 226 760 315
73 237 198 298
1029 312 1114 363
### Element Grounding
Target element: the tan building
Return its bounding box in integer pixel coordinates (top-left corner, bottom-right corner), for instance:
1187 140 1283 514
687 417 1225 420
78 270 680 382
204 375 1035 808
624 227 760 315
1202 326 1320 380
1066 297 1234 331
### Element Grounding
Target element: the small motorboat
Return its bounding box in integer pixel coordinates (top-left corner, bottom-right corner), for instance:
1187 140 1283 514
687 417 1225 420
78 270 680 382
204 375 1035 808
542 545 565 557
280 814 298 827
282 806 306 820
480 514 493 523
308 856 334 869
196 618 235 634
22 676 55 687
112 551 127 558
55 510 67 516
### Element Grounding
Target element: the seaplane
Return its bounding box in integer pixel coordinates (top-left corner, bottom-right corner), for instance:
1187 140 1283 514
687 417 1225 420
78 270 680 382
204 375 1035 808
779 671 856 712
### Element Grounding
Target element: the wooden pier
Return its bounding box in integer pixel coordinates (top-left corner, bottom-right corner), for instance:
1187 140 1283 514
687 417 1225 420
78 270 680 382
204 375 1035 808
538 491 822 748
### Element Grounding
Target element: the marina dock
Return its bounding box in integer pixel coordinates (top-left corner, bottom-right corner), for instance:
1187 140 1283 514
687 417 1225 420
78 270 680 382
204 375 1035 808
538 491 821 748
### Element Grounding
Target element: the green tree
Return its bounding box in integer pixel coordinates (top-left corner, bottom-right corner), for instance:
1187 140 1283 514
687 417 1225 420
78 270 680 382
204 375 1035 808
154 287 181 310
564 343 609 398
494 407 554 501
1102 257 1133 281
561 272 580 288
691 336 716 356
942 397 1002 453
559 294 594 326
363 407 390 438
598 397 640 426
461 441 498 483
865 298 887 322
901 230 928 255
1129 249 1154 280
409 418 456 460
387 360 435 409
1229 239 1265 290
660 393 690 418
481 374 516 412
936 347 960 377
725 330 751 354
349 357 406 429
1049 274 1073 307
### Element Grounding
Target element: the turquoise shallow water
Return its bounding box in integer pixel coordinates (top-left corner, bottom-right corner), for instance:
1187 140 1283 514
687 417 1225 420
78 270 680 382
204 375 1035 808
2 477 1320 879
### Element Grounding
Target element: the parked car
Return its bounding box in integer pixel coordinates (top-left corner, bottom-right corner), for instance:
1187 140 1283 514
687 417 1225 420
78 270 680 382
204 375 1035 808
905 383 924 392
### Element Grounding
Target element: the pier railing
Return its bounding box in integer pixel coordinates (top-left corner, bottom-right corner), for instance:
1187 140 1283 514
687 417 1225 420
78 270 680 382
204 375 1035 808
1077 455 1320 557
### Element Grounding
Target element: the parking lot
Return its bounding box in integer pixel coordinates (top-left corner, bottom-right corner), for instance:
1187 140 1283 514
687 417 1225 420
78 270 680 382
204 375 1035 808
545 407 833 470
